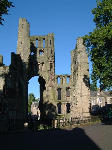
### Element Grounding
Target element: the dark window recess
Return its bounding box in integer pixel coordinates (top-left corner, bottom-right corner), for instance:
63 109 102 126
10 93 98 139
66 103 70 113
42 62 44 71
57 88 61 100
50 63 53 71
42 62 44 66
57 77 61 84
43 39 45 48
66 87 70 97
36 39 38 48
51 49 53 54
57 103 61 114
50 40 52 45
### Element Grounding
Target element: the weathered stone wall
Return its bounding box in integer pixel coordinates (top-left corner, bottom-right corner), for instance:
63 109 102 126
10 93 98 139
54 75 71 118
70 38 90 118
17 18 30 63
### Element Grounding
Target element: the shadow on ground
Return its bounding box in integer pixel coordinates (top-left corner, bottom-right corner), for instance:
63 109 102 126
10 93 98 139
0 127 101 150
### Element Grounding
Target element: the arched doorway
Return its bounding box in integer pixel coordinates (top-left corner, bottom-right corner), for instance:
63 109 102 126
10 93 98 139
27 75 46 120
28 76 40 99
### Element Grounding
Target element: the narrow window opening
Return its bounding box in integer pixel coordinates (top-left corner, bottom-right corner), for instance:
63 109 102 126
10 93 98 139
66 87 70 97
43 39 45 48
66 103 70 113
50 63 53 71
57 88 61 100
50 40 52 45
42 62 45 71
57 103 61 114
66 77 70 84
36 39 38 48
57 77 61 84
51 49 53 54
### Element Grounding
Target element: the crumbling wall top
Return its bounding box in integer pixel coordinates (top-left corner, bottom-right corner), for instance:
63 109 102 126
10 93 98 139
19 18 29 24
76 37 85 50
30 33 54 41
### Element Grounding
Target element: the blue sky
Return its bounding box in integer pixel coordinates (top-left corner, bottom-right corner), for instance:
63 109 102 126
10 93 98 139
0 0 97 98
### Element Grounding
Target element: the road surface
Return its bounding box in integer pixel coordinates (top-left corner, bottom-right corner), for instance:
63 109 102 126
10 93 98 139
0 123 112 150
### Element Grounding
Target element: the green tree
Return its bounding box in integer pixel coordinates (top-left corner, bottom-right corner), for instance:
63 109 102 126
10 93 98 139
28 93 35 112
84 0 112 90
0 0 14 25
90 82 97 91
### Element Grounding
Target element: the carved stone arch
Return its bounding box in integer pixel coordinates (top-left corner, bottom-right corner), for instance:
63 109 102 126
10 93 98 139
25 47 47 119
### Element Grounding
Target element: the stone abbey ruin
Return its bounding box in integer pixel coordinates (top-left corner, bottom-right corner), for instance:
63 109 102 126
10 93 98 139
0 18 90 131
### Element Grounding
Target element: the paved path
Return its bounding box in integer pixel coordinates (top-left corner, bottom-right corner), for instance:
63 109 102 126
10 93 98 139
0 123 112 150
81 123 112 150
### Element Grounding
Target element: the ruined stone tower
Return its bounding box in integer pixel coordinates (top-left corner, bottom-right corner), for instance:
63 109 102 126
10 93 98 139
71 38 90 118
0 18 90 131
17 18 56 119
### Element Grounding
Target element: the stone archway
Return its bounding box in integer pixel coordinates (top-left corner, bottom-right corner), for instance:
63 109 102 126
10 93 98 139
27 75 46 120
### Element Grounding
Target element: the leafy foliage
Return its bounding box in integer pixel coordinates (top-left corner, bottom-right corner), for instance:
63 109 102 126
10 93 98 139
90 82 97 91
28 93 35 112
84 0 112 90
0 0 14 25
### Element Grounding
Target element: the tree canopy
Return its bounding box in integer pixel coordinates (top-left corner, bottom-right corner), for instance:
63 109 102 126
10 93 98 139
28 93 35 112
0 0 14 25
84 0 112 90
